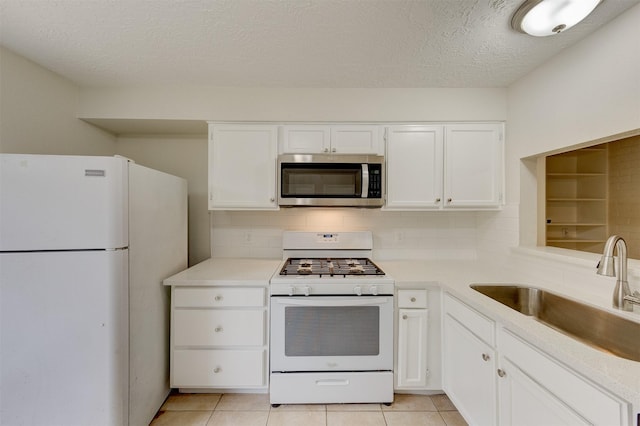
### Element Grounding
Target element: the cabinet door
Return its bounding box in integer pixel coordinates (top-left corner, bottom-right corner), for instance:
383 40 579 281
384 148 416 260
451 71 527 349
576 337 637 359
444 123 503 208
330 125 382 154
499 328 629 425
498 358 589 426
209 124 278 210
443 314 497 426
385 126 443 209
396 308 428 388
280 125 330 154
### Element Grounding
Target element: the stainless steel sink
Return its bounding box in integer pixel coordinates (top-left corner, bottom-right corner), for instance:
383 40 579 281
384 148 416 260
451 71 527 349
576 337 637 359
470 284 640 362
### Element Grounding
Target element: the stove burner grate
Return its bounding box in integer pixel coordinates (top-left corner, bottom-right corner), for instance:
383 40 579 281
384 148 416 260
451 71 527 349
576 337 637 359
280 258 385 277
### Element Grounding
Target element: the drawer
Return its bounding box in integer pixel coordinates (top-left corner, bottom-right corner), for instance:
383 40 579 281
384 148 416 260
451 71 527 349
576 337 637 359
172 349 265 388
499 329 627 426
398 289 428 308
443 293 495 346
174 287 265 308
173 309 265 346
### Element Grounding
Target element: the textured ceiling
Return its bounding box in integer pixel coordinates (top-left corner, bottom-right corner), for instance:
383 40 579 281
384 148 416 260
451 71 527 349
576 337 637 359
0 0 638 88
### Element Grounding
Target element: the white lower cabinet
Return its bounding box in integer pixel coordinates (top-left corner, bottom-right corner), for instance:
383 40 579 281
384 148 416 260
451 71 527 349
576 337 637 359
170 286 268 390
443 293 631 426
443 295 497 425
498 357 589 426
395 288 441 391
173 349 265 388
498 328 629 426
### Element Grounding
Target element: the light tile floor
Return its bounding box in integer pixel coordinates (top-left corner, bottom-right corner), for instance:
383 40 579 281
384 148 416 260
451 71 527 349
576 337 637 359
150 392 468 426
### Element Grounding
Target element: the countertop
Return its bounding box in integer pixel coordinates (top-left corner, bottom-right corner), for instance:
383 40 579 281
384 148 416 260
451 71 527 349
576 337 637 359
163 258 282 286
163 257 640 407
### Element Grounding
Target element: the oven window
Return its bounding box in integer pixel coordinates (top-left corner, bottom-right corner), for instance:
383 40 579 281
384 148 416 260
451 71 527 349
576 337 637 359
281 164 362 197
284 306 379 356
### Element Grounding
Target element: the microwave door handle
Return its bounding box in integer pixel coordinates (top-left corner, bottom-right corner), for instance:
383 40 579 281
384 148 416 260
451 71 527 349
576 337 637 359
361 164 369 198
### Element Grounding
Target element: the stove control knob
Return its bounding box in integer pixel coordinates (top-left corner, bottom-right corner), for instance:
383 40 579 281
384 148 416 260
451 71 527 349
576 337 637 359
302 286 310 297
288 286 295 296
354 286 362 296
369 285 378 296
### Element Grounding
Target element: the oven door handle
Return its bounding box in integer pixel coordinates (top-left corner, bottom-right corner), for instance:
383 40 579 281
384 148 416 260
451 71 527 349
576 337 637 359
275 297 390 307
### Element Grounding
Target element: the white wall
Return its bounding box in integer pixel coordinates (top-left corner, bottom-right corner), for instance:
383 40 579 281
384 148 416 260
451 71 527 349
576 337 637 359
115 136 209 266
78 87 507 122
210 209 484 260
0 47 116 155
508 3 640 163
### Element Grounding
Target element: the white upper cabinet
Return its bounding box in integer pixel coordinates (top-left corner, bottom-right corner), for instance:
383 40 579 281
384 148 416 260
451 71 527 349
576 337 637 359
386 126 443 210
280 125 382 155
385 123 504 210
208 124 278 210
444 123 504 208
280 125 330 154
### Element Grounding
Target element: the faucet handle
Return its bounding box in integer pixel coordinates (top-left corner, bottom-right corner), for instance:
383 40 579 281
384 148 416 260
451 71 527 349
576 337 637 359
623 291 640 306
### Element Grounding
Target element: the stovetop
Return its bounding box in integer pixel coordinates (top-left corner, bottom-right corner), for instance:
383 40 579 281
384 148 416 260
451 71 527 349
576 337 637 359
270 231 394 295
279 258 385 277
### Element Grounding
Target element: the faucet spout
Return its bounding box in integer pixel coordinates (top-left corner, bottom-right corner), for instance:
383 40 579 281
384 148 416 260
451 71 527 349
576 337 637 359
597 235 632 311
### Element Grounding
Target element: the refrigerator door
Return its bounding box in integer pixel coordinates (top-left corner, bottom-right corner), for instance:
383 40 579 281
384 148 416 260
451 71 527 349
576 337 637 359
0 154 128 251
0 249 129 426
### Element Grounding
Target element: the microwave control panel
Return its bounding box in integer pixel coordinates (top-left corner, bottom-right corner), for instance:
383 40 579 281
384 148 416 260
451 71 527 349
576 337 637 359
367 164 382 198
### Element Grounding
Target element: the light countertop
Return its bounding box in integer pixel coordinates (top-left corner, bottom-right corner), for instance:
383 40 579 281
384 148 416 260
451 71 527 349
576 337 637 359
163 257 282 286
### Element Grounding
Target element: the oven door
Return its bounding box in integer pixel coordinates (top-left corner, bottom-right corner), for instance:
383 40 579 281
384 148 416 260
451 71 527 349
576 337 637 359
270 296 393 372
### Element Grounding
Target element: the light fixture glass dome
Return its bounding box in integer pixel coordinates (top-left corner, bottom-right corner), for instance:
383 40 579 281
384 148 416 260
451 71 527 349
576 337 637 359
511 0 604 37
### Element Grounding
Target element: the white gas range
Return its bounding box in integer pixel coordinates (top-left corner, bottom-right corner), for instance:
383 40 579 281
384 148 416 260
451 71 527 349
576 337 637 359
269 231 395 406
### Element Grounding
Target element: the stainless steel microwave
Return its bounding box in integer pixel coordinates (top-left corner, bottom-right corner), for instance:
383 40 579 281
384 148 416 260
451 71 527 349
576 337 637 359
277 154 384 207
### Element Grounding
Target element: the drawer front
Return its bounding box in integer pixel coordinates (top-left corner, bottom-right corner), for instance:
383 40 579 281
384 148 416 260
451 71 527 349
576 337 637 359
172 349 265 388
174 287 265 308
398 289 428 308
499 329 628 426
174 310 265 346
443 293 495 346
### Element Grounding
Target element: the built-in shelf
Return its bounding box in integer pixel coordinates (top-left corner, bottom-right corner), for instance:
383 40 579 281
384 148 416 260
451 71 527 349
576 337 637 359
545 144 608 254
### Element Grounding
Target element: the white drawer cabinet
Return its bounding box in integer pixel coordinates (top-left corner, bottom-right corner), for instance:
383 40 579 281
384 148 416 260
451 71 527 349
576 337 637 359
174 287 265 308
173 349 265 388
398 289 428 308
170 286 268 391
173 310 265 347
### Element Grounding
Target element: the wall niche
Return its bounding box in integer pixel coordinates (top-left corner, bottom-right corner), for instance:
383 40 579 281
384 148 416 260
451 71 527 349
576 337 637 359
543 134 640 259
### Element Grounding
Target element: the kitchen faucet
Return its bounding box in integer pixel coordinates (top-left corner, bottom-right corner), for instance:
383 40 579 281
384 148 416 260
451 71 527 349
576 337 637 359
597 235 640 311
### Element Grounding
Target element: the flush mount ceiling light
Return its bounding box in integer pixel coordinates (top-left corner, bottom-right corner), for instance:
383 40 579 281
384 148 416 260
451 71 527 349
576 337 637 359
511 0 604 36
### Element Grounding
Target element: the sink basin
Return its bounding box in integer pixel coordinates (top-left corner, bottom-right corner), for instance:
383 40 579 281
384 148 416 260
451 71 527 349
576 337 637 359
470 284 640 362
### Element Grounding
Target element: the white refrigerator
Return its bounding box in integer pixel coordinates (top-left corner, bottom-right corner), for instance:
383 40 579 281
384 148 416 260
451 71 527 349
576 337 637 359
0 154 188 426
